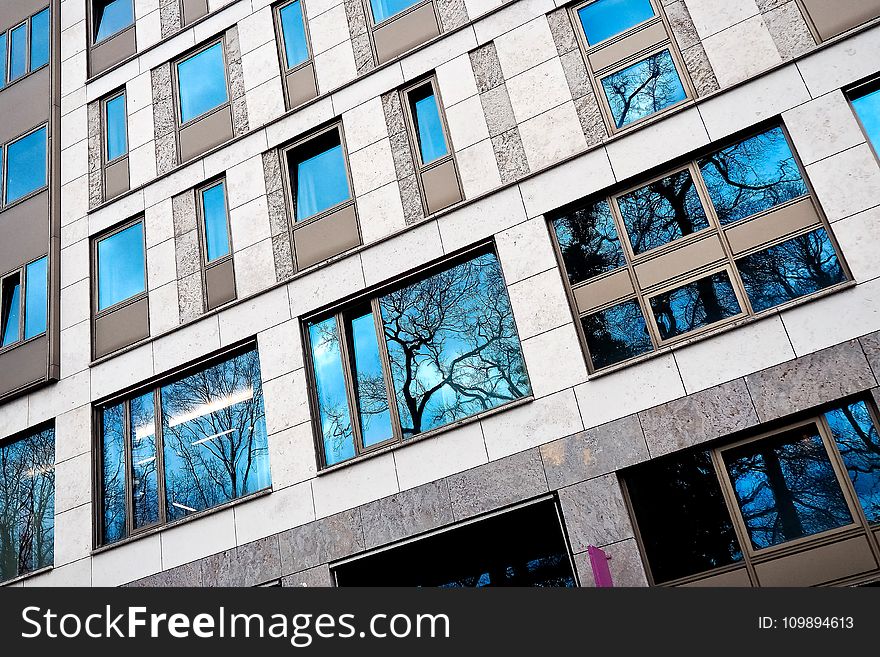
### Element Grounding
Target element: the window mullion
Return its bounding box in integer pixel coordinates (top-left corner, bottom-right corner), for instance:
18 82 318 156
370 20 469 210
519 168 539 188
337 311 365 457
153 386 169 527
122 400 135 538
707 446 758 585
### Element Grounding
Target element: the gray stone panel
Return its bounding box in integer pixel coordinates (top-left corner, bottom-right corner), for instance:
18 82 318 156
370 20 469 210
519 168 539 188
437 0 470 32
861 331 880 377
267 189 290 236
491 128 529 184
345 0 374 73
574 92 605 146
559 49 591 100
398 173 425 225
88 101 103 208
172 189 197 236
273 232 295 281
682 43 719 97
763 1 816 61
278 509 365 574
382 90 407 138
479 85 517 137
231 95 250 137
262 150 284 195
558 474 634 552
389 128 416 179
151 62 173 103
225 27 250 136
175 229 201 278
282 565 334 587
178 271 204 323
160 0 182 39
547 8 579 56
665 0 700 52
469 42 503 93
359 480 453 549
201 535 282 587
152 64 178 172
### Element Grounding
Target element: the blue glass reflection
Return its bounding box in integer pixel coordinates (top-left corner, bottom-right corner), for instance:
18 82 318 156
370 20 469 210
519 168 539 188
852 88 880 152
413 90 448 164
24 257 47 339
1 276 21 347
0 34 6 87
130 393 159 529
280 0 309 68
97 222 145 311
201 182 231 262
350 311 393 448
578 0 655 45
101 403 127 544
650 271 741 340
5 126 47 204
9 24 27 82
582 299 653 369
309 317 356 465
295 142 350 220
826 401 880 525
95 0 134 43
177 43 229 124
601 49 685 128
370 0 420 23
105 93 127 161
552 199 625 284
30 9 50 70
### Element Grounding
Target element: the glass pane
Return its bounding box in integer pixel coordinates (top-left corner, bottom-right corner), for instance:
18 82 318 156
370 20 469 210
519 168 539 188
349 310 393 448
0 427 54 583
617 169 709 254
161 349 270 521
552 200 625 285
737 228 845 312
280 0 309 68
24 257 48 340
201 182 231 261
101 403 128 544
582 299 653 369
601 49 686 128
177 43 229 124
699 127 808 224
577 0 655 46
1 275 21 347
0 34 6 88
309 316 356 465
295 140 350 220
5 126 48 204
826 401 880 524
370 0 420 23
9 23 27 82
411 88 448 164
94 0 134 43
130 393 159 529
380 251 532 438
97 222 145 311
650 270 741 340
105 93 128 161
852 87 880 150
626 450 743 584
724 427 853 550
30 9 50 70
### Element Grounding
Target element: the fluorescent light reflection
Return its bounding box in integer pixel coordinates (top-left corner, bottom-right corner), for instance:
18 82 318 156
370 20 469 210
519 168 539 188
191 427 236 447
172 502 196 513
167 386 254 428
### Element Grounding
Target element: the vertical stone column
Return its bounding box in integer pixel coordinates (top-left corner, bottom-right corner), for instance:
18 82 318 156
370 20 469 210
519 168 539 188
172 189 205 323
382 90 425 225
665 0 720 97
152 63 178 175
87 100 103 209
263 150 295 281
757 0 815 60
437 0 470 31
344 0 375 75
159 0 182 38
225 25 251 137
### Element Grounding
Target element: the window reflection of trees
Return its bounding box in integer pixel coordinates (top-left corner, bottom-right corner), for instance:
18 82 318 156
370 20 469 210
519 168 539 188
309 317 356 465
650 271 740 340
102 404 127 543
0 428 54 582
582 299 653 368
553 200 625 284
602 49 685 128
827 401 880 524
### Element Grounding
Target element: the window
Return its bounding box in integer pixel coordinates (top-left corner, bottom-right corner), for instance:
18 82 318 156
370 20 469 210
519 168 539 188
93 0 134 44
288 127 351 222
305 248 531 468
334 500 577 586
278 0 310 69
624 399 880 586
96 221 145 312
2 257 50 348
851 81 880 156
369 0 421 24
274 0 319 110
0 33 5 89
407 82 449 165
0 425 54 583
176 42 229 125
2 125 48 205
98 347 270 545
571 0 691 132
365 0 442 65
200 180 231 262
550 126 848 372
796 0 880 42
104 91 128 162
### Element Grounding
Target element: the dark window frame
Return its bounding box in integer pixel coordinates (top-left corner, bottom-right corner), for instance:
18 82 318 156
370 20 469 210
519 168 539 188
172 37 232 131
0 255 49 355
0 122 50 210
91 217 148 320
194 175 236 309
0 6 51 89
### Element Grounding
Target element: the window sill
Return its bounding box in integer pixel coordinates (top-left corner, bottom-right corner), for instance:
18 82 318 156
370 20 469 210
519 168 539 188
0 564 52 587
0 62 50 95
0 182 50 215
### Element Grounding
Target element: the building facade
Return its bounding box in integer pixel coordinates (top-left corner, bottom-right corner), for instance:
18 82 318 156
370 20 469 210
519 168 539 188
1 0 880 587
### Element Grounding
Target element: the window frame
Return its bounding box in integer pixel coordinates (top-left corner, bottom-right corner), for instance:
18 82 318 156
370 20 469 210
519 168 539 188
848 76 880 164
171 38 232 131
362 0 434 30
102 88 129 166
1 123 49 209
195 176 234 270
273 0 315 75
89 0 135 47
91 217 148 319
0 7 51 89
0 256 49 354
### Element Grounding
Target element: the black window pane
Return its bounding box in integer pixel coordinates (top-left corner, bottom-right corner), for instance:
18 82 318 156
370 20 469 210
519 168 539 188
698 127 808 224
618 169 709 254
552 199 625 285
582 299 653 369
625 450 742 584
334 501 576 587
650 271 741 340
826 401 880 524
736 228 845 312
724 426 853 550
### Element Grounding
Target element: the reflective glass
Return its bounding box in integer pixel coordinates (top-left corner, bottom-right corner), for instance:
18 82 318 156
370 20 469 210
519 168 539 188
130 393 159 529
201 182 231 262
370 0 420 23
737 228 845 312
9 24 27 82
411 88 448 164
650 270 741 340
5 126 48 204
1 275 21 347
24 257 47 340
294 140 350 220
826 401 880 524
852 87 880 151
724 427 853 549
105 93 128 161
699 127 808 224
101 403 127 544
30 9 50 70
601 49 685 128
380 252 531 438
349 310 394 448
94 0 134 43
97 222 145 311
577 0 655 46
0 34 6 87
280 0 309 68
582 299 652 369
552 200 625 284
309 317 355 465
617 168 709 254
177 43 228 124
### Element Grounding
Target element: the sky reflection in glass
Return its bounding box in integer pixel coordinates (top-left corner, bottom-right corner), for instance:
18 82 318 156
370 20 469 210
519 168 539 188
9 24 27 82
97 222 144 311
1 276 21 347
582 299 653 369
280 1 309 68
106 93 128 161
5 126 47 204
201 182 231 262
101 403 127 544
130 393 159 529
826 401 880 524
177 43 228 124
24 257 47 340
552 199 625 284
350 311 394 448
602 49 685 128
30 9 50 70
578 0 655 45
295 143 350 220
95 0 134 43
370 0 420 23
853 88 880 151
412 90 448 164
309 317 355 465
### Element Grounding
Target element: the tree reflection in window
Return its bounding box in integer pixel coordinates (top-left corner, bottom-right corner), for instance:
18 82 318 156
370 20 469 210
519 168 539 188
379 252 531 437
582 299 653 369
737 228 845 312
552 199 625 285
724 427 852 550
308 316 355 466
0 427 54 583
601 49 686 128
699 127 808 224
618 168 709 254
826 401 880 524
650 270 741 340
130 393 159 529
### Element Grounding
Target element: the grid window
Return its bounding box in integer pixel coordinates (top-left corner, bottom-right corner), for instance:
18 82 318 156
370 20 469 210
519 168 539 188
105 92 128 162
176 42 229 124
2 126 48 206
96 221 145 311
550 126 848 372
93 0 134 44
279 0 310 69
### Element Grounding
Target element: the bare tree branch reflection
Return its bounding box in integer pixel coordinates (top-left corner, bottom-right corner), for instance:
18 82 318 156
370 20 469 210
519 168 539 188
602 49 685 128
553 200 625 284
650 271 740 340
827 401 880 523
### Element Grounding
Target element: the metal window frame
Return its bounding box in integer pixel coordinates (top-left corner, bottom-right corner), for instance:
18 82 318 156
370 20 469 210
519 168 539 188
273 0 315 74
0 255 49 355
193 176 237 310
89 0 135 46
0 122 50 209
91 216 149 319
362 0 433 30
847 75 880 165
101 88 129 165
0 5 51 88
172 37 232 131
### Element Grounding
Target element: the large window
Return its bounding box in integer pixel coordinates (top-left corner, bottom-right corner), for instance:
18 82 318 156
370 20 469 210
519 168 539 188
2 125 48 206
95 221 145 312
305 248 531 468
92 0 134 44
287 126 352 222
550 126 848 372
98 347 270 545
176 42 229 125
851 80 880 157
0 425 54 584
0 7 50 88
625 399 880 586
334 499 577 586
0 257 48 349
